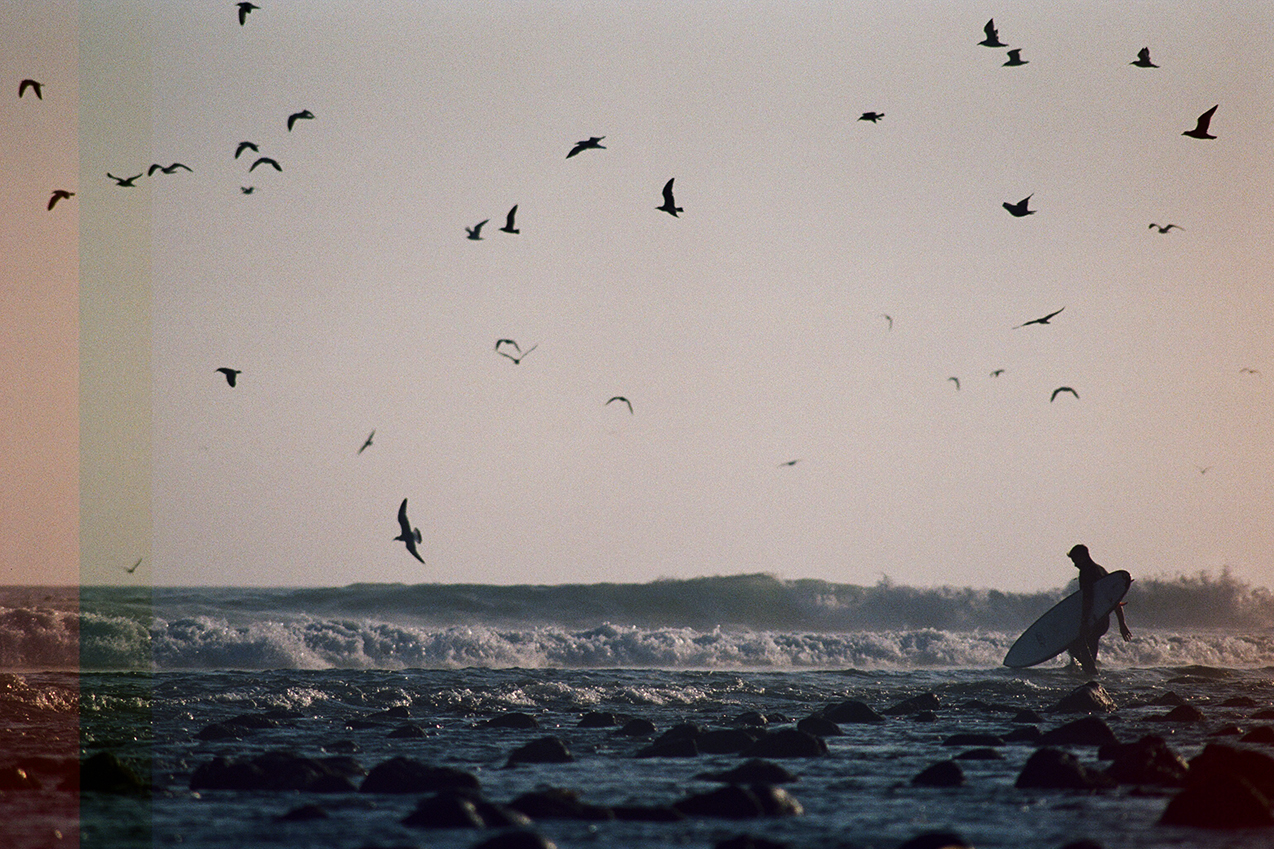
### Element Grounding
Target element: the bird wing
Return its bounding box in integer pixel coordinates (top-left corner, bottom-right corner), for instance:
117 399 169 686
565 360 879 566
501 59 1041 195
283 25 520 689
984 19 996 38
1196 104 1218 131
948 377 959 389
495 339 520 353
566 143 583 158
396 499 413 537
1050 387 1077 401
19 79 41 98
505 205 518 228
607 396 633 413
471 220 487 235
662 178 676 204
235 141 257 158
171 162 192 172
250 157 281 171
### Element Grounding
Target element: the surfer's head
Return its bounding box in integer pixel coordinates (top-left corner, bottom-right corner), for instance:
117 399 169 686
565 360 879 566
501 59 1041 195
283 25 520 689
1067 544 1090 563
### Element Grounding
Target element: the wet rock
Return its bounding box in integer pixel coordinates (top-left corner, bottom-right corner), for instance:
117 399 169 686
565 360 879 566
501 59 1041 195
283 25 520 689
1004 726 1042 744
735 711 768 728
1219 696 1257 708
1015 748 1116 790
1050 682 1117 714
505 736 574 766
696 759 799 785
480 712 539 729
578 711 620 728
1209 724 1243 737
713 835 790 849
796 716 842 737
1103 735 1188 787
360 756 481 794
0 765 39 790
1039 717 1119 747
375 706 411 719
226 712 283 729
321 739 360 754
469 830 557 849
1252 708 1274 720
654 723 704 746
1241 726 1274 744
1148 705 1204 723
1185 743 1274 799
507 787 614 820
896 830 972 849
674 785 774 819
884 693 941 715
748 784 803 816
941 733 1003 747
911 711 938 723
698 728 760 754
618 718 656 737
912 760 964 787
196 722 245 741
1012 709 1044 724
387 723 430 738
1160 774 1274 828
81 752 149 795
1058 842 1105 849
190 751 354 792
636 737 699 758
278 803 328 822
741 729 829 759
954 748 1003 761
401 793 488 828
610 803 685 822
1151 691 1187 707
822 700 884 724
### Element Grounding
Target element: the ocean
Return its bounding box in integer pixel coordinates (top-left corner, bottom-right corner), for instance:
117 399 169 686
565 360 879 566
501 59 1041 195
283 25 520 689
3 573 1274 849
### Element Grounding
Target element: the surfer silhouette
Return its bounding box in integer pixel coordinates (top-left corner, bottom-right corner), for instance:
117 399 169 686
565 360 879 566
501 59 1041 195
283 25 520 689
1066 544 1132 673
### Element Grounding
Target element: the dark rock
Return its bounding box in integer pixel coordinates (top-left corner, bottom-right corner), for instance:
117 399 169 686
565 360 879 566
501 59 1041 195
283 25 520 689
1209 725 1243 737
507 787 614 821
1004 726 1042 744
1151 691 1187 707
1220 696 1257 708
278 803 328 822
822 700 884 723
674 785 765 819
654 723 703 746
796 716 842 737
698 728 760 754
1015 747 1116 790
1103 735 1188 787
713 836 790 849
505 736 574 767
1186 743 1274 798
1148 705 1204 723
912 760 964 787
378 706 411 719
0 765 39 790
954 748 1003 761
895 830 972 849
81 752 148 795
1039 717 1119 747
941 733 1003 747
1241 726 1274 744
911 711 938 723
196 722 245 741
360 756 480 794
469 830 557 849
748 784 803 816
1012 709 1044 724
735 711 768 727
1251 708 1274 720
618 718 656 737
578 711 620 728
387 723 429 738
321 739 360 754
226 712 282 729
345 718 380 730
1160 774 1274 828
884 693 941 715
481 712 539 729
1051 682 1117 714
401 793 487 828
1058 842 1105 849
741 729 829 759
611 804 685 822
636 737 699 758
696 759 799 785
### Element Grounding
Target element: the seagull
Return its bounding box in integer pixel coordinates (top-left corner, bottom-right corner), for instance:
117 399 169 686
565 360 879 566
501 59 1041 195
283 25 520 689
125 557 142 574
880 314 893 330
948 377 960 390
495 339 536 364
240 186 255 194
606 396 633 414
1149 223 1183 233
147 162 193 175
499 204 520 234
1183 105 1218 140
466 220 488 240
990 369 1005 377
1003 194 1035 217
18 79 43 99
107 173 142 187
1014 307 1064 328
1195 465 1211 475
979 19 1006 47
566 136 605 158
1050 386 1079 402
1003 49 1028 67
394 498 426 564
358 430 374 455
1131 47 1158 68
657 178 683 217
1239 367 1261 376
778 459 801 467
859 112 884 123
237 2 259 25
249 156 281 172
234 141 258 159
216 367 241 387
287 109 314 131
47 190 74 210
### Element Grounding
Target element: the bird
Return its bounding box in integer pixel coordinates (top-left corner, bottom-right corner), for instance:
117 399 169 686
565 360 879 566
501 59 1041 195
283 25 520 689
287 109 314 131
358 430 374 455
778 459 801 467
948 377 960 390
1003 194 1035 217
147 162 192 175
1149 223 1183 233
237 2 259 25
240 186 255 194
606 396 633 414
880 314 893 330
107 172 142 187
234 141 258 159
657 178 682 217
249 156 281 172
499 204 520 234
47 190 74 210
18 79 43 99
859 112 884 123
394 498 425 564
216 367 241 387
1131 47 1158 68
1183 105 1218 139
566 136 605 158
466 220 488 240
125 557 142 574
1050 386 1079 402
495 339 536 364
979 19 1006 47
990 369 1005 377
1014 307 1064 328
1239 367 1261 376
1195 465 1211 475
1003 49 1028 67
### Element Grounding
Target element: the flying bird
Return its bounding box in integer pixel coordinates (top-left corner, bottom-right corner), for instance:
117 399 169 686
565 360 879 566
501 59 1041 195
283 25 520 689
1149 223 1183 233
880 314 893 330
1183 105 1218 139
234 141 258 159
979 19 1006 47
240 186 255 194
1014 307 1064 328
1050 386 1079 402
125 557 142 574
948 377 960 390
1003 194 1035 217
657 178 683 217
287 109 314 131
358 430 374 455
1239 367 1261 376
466 220 488 240
990 369 1005 377
394 498 426 564
1131 47 1158 68
107 172 142 187
495 339 536 364
237 2 259 25
18 79 43 99
1003 49 1028 67
499 204 519 234
566 136 605 158
859 112 884 123
778 459 801 467
1195 465 1211 475
47 190 74 210
606 396 633 414
215 367 241 387
249 156 281 172
148 162 192 175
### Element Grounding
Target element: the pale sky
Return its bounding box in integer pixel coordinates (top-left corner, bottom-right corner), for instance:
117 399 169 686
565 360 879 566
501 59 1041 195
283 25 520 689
5 2 1273 592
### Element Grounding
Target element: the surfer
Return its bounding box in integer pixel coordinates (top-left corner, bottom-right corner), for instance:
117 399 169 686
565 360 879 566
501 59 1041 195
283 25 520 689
1066 544 1132 673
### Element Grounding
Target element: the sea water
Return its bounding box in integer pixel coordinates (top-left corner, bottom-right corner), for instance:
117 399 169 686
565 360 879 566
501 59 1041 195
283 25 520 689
4 575 1274 849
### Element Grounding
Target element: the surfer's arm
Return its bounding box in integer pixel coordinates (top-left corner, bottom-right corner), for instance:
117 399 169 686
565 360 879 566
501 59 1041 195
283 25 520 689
1114 601 1131 641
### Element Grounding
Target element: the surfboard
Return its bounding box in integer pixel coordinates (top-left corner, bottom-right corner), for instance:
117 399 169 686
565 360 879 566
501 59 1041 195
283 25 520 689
1003 570 1131 668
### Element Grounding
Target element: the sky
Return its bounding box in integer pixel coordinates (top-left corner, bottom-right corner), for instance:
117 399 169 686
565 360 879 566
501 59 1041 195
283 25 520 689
4 2 1273 592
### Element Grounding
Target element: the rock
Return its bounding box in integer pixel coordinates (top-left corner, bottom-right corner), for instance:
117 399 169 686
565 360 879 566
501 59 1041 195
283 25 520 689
1209 725 1243 737
735 711 768 727
941 733 1003 747
81 752 149 795
610 804 685 822
636 737 700 758
618 718 657 737
0 765 39 790
1039 717 1118 747
796 716 842 737
1004 726 1042 744
1015 748 1116 790
884 693 941 715
1051 682 1117 714
1160 774 1274 828
401 793 488 828
954 748 1003 761
226 712 283 729
912 760 964 787
1252 708 1274 720
696 759 799 785
1012 709 1044 724
469 830 557 849
748 784 803 816
376 705 411 719
1185 743 1274 799
895 831 973 849
654 723 703 746
1148 705 1204 723
387 723 429 738
507 787 614 820
1220 696 1257 708
480 712 539 729
360 757 480 794
713 836 790 849
196 722 244 741
278 803 328 822
505 736 574 766
1103 735 1188 787
188 751 356 793
822 700 885 723
578 711 620 728
911 711 938 723
1242 726 1274 744
698 728 760 754
1151 691 1187 707
674 785 766 819
321 739 360 754
741 729 828 759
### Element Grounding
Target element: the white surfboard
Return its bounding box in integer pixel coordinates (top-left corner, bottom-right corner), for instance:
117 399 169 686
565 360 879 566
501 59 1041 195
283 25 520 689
1003 570 1131 668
